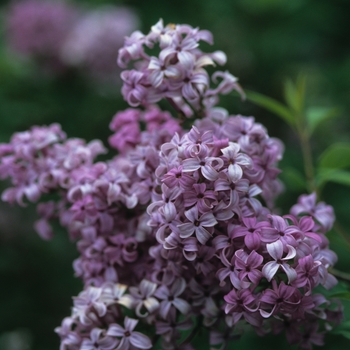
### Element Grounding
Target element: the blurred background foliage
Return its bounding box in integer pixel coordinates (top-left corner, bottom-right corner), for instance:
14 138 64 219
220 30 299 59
0 0 350 349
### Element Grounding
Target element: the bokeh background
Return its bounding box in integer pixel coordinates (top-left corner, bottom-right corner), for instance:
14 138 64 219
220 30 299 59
0 0 350 349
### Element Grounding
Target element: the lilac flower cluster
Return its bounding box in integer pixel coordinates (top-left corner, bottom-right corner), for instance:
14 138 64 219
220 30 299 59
5 0 138 79
6 0 77 71
0 20 343 350
0 123 106 239
61 6 139 80
118 19 243 116
55 283 153 350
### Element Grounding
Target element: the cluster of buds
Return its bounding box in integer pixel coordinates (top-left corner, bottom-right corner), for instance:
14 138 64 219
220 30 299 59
0 20 343 349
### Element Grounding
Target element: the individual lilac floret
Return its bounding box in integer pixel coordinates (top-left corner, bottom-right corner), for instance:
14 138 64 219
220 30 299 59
154 278 190 319
107 317 152 349
291 192 335 233
80 328 118 350
128 279 160 317
6 0 77 71
72 286 108 326
262 240 297 283
118 19 243 116
178 206 218 244
61 6 139 81
223 288 260 326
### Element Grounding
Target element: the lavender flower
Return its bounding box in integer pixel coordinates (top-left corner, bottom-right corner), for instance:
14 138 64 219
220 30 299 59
61 6 139 81
80 328 119 350
107 317 152 349
0 20 343 350
6 0 77 71
178 206 217 244
117 19 243 116
262 240 297 283
291 192 335 233
129 279 160 317
154 278 190 319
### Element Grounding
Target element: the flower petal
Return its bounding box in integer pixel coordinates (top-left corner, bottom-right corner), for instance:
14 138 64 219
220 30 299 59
130 332 152 349
281 263 297 283
173 297 190 315
266 240 283 260
107 324 125 337
124 317 138 331
262 261 280 282
195 226 212 244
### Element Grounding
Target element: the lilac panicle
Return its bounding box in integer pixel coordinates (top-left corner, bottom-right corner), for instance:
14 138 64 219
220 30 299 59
117 19 243 116
0 20 343 350
61 6 139 80
6 0 77 72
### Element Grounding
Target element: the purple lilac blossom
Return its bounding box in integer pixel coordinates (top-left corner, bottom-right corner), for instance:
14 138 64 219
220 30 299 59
291 192 335 233
61 6 139 81
6 0 77 71
0 20 343 350
117 19 243 117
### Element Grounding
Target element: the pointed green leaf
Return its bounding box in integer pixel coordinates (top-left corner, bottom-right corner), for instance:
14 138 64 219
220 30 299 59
337 321 350 328
318 143 350 169
306 107 340 134
331 321 350 338
283 74 306 114
316 169 350 187
332 330 350 339
328 292 350 300
245 90 296 127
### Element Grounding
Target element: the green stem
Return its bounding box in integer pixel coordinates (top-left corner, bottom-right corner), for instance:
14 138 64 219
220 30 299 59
301 131 316 192
334 221 350 250
152 334 160 346
295 116 318 196
291 95 350 258
166 98 186 121
329 268 350 282
179 316 203 346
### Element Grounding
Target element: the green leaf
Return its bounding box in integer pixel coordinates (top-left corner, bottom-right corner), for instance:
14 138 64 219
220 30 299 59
318 143 350 169
295 74 307 111
331 321 350 339
338 321 350 328
306 106 340 134
328 292 350 300
316 169 350 187
332 330 350 339
283 79 298 111
281 167 307 191
283 74 306 114
245 90 296 127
